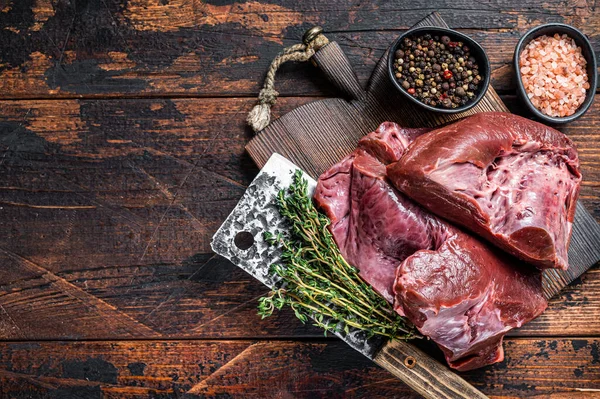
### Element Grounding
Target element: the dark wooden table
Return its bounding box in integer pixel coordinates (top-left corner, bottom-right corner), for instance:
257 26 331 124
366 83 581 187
0 1 599 398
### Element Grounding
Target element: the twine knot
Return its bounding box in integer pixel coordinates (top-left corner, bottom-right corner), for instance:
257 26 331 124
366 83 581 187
258 88 279 105
247 27 329 133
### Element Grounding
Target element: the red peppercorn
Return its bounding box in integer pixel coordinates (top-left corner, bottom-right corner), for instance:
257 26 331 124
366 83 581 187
448 41 458 48
443 69 453 80
407 87 416 95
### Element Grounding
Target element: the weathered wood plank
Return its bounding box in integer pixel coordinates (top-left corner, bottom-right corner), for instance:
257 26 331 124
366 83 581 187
0 96 598 214
0 96 598 340
0 1 598 98
0 338 597 398
2 250 598 340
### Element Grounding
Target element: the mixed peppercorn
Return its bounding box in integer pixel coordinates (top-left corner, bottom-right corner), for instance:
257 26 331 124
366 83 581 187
393 33 484 109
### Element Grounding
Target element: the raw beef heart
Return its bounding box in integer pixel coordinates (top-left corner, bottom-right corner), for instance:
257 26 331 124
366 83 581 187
396 231 546 371
387 112 581 270
314 122 547 371
314 122 436 303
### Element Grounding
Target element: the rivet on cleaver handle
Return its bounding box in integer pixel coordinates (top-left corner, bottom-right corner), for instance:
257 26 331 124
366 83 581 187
211 153 489 399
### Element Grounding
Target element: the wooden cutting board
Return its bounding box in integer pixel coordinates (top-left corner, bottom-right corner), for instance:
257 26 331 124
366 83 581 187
246 11 600 300
242 11 600 399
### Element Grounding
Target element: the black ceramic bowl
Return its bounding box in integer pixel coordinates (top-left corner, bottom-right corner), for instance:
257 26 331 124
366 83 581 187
388 27 491 114
513 23 597 124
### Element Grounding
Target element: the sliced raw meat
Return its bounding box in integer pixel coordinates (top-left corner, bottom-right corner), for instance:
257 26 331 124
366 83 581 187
314 121 547 371
395 232 547 371
314 122 437 302
387 112 581 270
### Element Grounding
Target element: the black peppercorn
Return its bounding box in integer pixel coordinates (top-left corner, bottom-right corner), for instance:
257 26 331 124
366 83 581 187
393 33 482 109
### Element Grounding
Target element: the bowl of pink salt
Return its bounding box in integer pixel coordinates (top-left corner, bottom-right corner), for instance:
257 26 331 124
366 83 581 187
514 24 597 124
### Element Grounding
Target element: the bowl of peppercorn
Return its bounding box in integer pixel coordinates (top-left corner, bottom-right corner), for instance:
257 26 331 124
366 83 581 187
388 27 491 113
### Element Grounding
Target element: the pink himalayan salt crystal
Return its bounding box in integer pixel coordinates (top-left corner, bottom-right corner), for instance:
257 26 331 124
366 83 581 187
519 33 588 117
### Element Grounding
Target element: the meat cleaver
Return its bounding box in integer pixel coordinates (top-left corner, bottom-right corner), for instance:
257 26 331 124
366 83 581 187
212 153 490 399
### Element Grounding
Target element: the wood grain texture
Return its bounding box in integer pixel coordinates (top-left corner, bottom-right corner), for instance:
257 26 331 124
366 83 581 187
0 338 597 399
0 0 598 99
374 340 488 399
0 2 599 397
0 96 598 341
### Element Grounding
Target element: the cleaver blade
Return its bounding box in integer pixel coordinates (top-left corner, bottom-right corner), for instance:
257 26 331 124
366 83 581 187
210 153 386 359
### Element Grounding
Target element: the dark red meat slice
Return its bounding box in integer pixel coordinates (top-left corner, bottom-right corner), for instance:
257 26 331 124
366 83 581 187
395 232 546 371
314 122 438 302
314 122 547 371
387 112 581 270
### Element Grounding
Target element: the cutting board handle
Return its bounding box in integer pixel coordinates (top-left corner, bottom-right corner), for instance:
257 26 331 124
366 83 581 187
374 340 489 399
247 27 365 133
311 41 365 102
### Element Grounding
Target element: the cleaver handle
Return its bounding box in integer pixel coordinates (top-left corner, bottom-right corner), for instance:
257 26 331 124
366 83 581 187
374 340 489 399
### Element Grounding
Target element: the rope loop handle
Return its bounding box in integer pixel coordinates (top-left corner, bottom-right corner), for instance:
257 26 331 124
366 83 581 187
247 27 329 133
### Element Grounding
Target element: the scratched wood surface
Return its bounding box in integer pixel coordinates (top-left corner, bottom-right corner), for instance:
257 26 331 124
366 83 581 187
0 0 599 100
0 1 599 398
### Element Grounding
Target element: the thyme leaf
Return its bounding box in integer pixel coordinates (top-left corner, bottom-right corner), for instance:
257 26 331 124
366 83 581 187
258 170 421 341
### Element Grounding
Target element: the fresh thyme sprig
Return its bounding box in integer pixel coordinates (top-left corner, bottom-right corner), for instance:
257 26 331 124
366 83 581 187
258 170 420 341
